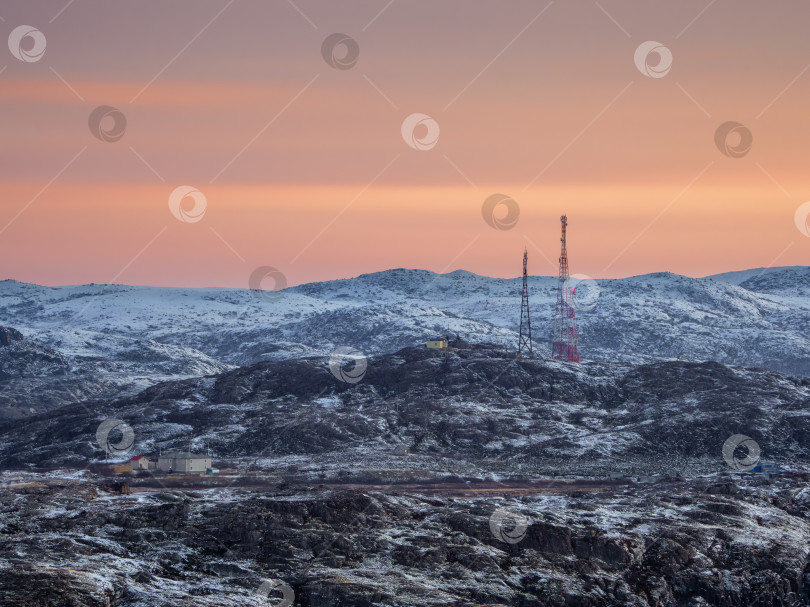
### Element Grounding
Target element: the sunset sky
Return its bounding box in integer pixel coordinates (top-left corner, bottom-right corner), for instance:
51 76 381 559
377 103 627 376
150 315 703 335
1 0 809 288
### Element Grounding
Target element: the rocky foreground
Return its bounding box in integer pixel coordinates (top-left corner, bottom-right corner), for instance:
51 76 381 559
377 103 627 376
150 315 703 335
1 342 809 605
1 473 809 606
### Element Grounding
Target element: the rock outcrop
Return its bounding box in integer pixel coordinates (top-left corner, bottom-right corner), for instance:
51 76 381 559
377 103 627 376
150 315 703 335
0 476 808 606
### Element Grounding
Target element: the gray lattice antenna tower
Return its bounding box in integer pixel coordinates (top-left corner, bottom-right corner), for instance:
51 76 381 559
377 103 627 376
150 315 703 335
518 248 533 357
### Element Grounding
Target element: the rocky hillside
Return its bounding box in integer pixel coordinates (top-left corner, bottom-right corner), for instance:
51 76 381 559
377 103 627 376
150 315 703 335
1 475 808 606
0 324 230 420
1 266 807 419
1 342 807 477
1 338 809 606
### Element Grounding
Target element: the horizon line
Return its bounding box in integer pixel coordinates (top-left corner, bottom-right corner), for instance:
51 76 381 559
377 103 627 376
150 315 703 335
1 264 806 291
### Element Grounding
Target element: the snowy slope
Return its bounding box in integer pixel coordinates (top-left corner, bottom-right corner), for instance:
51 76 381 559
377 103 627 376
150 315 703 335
0 265 807 416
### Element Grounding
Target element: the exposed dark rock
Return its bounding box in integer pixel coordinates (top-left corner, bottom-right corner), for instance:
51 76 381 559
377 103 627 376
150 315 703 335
0 344 807 477
0 326 22 347
0 478 808 606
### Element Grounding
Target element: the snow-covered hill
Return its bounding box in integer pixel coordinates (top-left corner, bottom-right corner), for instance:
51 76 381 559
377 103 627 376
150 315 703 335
0 266 807 416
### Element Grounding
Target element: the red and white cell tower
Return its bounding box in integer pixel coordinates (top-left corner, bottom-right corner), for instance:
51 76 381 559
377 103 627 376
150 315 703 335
551 215 581 363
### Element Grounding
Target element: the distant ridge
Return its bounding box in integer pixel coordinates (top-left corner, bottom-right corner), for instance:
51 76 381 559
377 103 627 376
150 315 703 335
0 266 807 418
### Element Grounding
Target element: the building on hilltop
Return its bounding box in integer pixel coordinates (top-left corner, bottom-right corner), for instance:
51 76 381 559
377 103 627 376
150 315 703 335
426 338 448 349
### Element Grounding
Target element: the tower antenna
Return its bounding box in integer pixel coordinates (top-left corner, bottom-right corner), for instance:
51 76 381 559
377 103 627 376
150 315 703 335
551 215 581 363
518 248 533 357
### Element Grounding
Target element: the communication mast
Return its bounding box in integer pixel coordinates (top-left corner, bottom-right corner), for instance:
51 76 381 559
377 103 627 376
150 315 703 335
518 248 533 357
551 215 581 363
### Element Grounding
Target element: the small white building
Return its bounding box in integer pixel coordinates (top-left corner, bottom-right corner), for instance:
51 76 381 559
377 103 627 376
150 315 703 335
129 455 154 470
158 452 212 474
